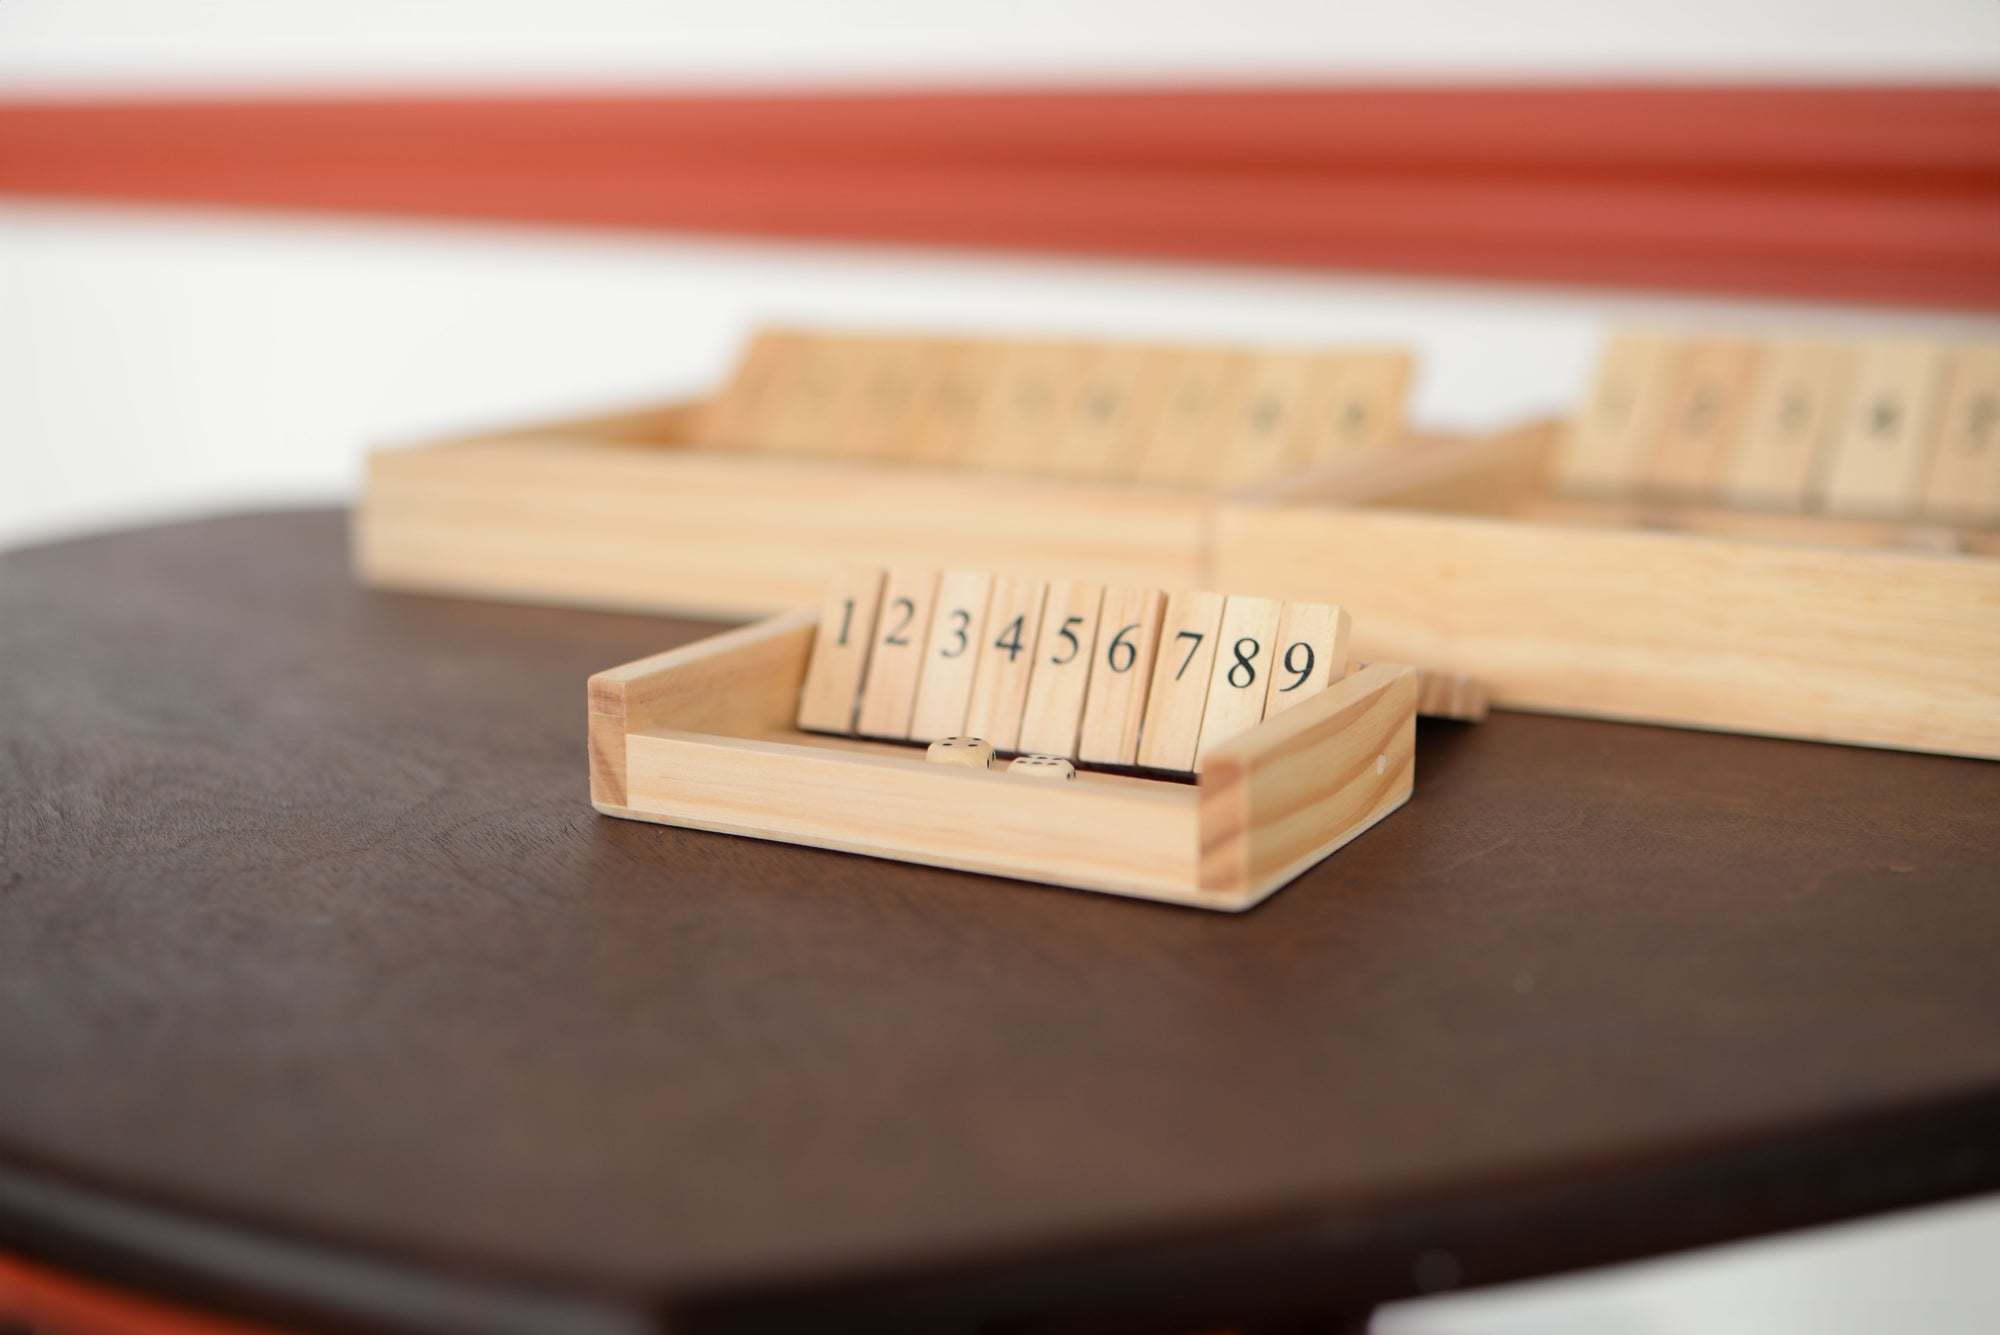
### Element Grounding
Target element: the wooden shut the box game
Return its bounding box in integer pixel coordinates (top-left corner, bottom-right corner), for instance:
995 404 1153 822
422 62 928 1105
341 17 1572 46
588 566 1489 910
360 325 2000 760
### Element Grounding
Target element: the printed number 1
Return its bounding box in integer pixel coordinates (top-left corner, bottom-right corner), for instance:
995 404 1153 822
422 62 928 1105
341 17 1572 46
836 597 855 647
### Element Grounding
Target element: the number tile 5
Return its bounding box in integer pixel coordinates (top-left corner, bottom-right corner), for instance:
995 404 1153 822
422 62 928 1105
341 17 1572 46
1017 580 1106 759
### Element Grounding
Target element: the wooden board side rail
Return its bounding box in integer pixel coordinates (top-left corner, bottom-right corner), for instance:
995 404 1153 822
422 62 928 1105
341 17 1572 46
589 611 1419 910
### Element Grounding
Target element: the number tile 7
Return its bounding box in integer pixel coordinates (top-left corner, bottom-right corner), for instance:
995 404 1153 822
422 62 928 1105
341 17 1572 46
1076 587 1167 768
1193 595 1285 770
961 576 1050 754
1017 580 1106 759
855 568 943 740
1135 589 1227 773
1261 602 1352 719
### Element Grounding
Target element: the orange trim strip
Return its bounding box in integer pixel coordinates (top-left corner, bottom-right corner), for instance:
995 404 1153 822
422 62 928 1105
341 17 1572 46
2 85 1996 306
0 1248 290 1335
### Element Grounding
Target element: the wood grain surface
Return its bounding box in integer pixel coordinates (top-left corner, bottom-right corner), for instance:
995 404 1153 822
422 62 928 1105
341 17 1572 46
2 512 1999 1335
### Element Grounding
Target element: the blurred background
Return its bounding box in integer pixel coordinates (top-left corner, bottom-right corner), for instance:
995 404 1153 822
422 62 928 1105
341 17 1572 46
4 2 1998 1331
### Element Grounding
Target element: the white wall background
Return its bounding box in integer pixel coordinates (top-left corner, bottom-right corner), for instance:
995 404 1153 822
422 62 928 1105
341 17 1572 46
3 3 1999 1331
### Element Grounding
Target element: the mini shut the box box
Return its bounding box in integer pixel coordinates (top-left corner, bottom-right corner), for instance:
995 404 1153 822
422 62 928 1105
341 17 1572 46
587 569 1475 911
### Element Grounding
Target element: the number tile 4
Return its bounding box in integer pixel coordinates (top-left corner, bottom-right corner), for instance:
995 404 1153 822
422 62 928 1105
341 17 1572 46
1193 595 1285 770
961 576 1049 753
1017 580 1106 759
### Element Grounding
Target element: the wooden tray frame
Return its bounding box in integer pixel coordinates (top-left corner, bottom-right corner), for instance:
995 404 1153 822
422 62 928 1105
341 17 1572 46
1220 424 2000 760
360 396 2000 760
588 610 1417 911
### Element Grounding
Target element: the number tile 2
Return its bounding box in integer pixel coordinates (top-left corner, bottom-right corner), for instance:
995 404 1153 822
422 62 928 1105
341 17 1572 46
1076 587 1167 768
855 567 943 740
907 570 995 742
1193 595 1285 770
1135 590 1227 772
1017 580 1106 759
797 566 888 734
962 576 1050 753
1261 601 1351 719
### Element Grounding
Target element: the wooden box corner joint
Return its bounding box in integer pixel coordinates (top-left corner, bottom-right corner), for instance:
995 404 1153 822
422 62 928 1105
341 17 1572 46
588 611 1416 912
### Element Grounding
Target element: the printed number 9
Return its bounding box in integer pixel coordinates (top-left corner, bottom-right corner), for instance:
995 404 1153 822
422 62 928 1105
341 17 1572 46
1277 642 1314 692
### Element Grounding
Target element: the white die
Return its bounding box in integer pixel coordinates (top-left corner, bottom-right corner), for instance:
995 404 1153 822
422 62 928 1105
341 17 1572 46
926 736 996 770
1008 754 1076 780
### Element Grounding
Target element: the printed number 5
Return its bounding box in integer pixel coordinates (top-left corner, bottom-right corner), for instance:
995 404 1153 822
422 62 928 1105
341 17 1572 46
1050 616 1085 665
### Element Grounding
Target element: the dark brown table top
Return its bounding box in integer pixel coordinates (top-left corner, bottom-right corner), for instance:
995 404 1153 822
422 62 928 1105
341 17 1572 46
2 511 1997 1335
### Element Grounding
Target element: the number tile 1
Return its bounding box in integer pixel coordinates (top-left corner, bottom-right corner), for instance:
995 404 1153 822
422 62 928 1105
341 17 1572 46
1076 587 1167 768
1261 602 1352 718
1134 589 1227 773
907 571 996 742
1193 596 1286 770
797 566 888 734
855 567 943 740
1016 580 1106 759
961 576 1050 753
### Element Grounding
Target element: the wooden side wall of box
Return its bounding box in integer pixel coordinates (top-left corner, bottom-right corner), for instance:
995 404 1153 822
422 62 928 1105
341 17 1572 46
358 415 1208 620
1213 496 2000 760
1199 663 1415 900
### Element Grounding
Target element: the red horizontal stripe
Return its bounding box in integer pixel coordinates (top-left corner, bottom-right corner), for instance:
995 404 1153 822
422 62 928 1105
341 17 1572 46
3 85 1997 306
